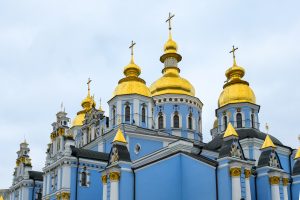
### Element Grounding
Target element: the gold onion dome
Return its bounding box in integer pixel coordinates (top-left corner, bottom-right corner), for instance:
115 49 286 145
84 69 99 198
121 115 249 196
150 15 195 97
218 46 256 107
72 79 96 127
113 41 151 97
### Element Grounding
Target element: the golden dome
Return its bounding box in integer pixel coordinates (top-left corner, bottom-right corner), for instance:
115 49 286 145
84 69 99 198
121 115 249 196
113 49 151 97
72 80 96 127
150 32 194 97
218 59 256 107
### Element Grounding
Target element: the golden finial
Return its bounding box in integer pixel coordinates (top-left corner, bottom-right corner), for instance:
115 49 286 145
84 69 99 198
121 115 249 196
87 78 92 97
113 129 127 143
229 45 238 65
129 40 136 63
261 135 276 149
223 122 239 138
99 98 103 111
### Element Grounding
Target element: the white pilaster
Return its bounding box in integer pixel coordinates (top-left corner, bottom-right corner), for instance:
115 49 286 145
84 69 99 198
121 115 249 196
102 174 107 200
57 167 61 190
244 169 251 200
62 165 71 189
270 176 280 200
133 99 139 125
230 167 241 200
46 174 50 195
282 177 289 200
109 172 120 200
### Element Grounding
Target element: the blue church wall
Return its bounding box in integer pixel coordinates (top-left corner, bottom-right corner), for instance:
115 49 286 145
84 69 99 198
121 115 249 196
154 103 201 135
292 176 300 200
256 174 271 200
278 153 290 173
120 170 134 200
70 166 78 200
135 153 216 200
217 165 232 200
135 155 182 200
181 155 216 200
104 136 114 153
250 176 257 200
129 137 163 160
76 169 102 200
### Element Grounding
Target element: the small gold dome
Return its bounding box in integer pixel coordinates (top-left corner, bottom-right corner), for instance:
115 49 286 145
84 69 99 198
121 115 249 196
72 81 96 127
150 32 194 97
218 60 256 107
72 111 86 127
113 56 151 97
164 33 178 54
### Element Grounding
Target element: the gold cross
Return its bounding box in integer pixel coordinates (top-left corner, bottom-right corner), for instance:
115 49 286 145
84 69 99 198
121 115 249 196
166 12 175 31
229 45 238 60
129 40 136 56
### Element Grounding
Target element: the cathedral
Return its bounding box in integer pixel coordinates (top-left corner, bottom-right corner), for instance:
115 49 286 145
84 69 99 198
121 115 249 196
2 14 300 200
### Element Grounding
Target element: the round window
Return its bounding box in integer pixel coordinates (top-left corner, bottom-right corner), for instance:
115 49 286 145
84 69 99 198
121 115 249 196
134 144 141 154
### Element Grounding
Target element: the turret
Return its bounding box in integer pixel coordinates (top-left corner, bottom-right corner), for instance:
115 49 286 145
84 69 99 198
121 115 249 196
149 13 203 141
108 41 154 129
212 46 259 138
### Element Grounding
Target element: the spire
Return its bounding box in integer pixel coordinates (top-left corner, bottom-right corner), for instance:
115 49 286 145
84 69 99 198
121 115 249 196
223 122 239 138
81 78 96 110
261 135 276 149
123 41 141 77
113 129 127 144
160 12 182 63
98 98 103 112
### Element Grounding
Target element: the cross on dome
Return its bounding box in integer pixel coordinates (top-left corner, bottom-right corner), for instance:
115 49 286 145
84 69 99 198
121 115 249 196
229 45 238 63
129 40 136 56
166 12 175 31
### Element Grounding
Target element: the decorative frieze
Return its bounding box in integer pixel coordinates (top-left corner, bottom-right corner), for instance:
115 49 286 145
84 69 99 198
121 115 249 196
282 178 289 186
244 169 251 178
102 175 107 184
109 172 120 182
269 176 280 185
230 167 241 177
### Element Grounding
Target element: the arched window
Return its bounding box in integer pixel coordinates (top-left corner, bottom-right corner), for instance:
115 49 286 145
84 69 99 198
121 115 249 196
142 107 146 123
81 168 87 186
251 113 255 128
188 113 193 130
158 113 164 129
223 116 228 131
236 113 243 128
125 105 130 122
173 112 179 128
112 108 116 126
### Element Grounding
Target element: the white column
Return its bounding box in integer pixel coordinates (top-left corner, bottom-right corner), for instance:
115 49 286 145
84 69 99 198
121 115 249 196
244 169 252 200
102 174 107 200
230 167 241 200
57 167 61 190
282 178 289 200
42 175 46 196
270 176 280 200
133 99 139 125
109 172 120 200
46 173 51 195
62 165 71 189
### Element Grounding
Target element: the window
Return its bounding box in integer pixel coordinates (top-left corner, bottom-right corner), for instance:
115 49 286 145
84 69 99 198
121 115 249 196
236 113 243 128
188 113 193 130
112 108 116 126
125 105 130 122
173 112 179 128
81 167 87 186
251 113 255 128
142 107 146 123
158 113 164 129
223 116 228 131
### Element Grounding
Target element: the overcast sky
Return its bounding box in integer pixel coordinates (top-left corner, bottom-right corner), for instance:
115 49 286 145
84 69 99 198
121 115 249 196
1 0 300 188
